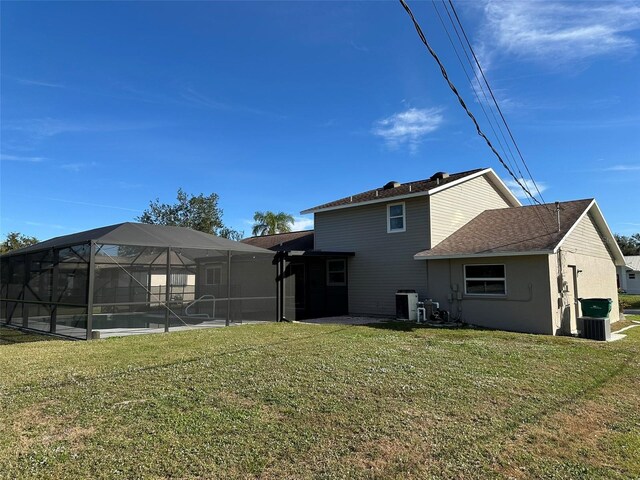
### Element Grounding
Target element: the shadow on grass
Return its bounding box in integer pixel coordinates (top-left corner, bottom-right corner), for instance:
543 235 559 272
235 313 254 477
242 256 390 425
362 320 476 332
0 326 60 345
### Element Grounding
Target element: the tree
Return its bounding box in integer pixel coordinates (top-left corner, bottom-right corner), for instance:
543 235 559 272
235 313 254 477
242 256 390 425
0 232 39 254
138 188 243 239
252 211 295 236
615 233 640 255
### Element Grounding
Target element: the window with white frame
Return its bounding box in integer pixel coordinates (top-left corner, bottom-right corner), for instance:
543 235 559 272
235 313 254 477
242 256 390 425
464 264 506 295
327 259 346 286
205 266 222 285
387 202 405 233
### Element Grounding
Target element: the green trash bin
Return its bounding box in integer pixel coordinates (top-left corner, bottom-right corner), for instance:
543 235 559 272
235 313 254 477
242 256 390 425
578 298 612 318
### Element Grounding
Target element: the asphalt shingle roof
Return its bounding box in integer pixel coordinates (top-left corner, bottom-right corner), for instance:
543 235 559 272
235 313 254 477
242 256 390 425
242 231 314 252
415 199 594 258
303 168 485 212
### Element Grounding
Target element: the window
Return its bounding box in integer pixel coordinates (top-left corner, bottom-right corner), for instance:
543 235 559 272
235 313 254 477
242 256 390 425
464 264 506 295
387 202 405 233
205 266 222 285
327 259 346 286
630 273 636 280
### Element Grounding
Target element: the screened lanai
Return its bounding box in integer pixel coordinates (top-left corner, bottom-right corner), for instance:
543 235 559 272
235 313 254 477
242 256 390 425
0 223 276 339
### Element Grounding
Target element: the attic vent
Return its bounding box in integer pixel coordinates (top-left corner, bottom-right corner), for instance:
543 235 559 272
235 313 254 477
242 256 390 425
429 172 450 181
383 181 401 190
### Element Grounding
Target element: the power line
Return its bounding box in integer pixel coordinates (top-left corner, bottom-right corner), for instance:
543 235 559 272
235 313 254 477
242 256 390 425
446 0 549 207
398 0 550 214
430 0 525 201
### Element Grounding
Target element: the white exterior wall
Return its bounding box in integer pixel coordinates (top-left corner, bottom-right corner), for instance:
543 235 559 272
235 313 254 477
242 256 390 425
430 175 513 246
619 265 640 294
549 211 620 330
425 255 555 334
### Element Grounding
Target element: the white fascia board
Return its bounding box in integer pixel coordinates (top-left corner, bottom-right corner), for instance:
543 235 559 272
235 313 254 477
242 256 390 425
427 168 522 207
301 168 520 215
413 250 552 261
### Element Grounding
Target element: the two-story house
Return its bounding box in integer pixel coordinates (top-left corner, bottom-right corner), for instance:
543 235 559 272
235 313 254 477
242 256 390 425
247 167 625 335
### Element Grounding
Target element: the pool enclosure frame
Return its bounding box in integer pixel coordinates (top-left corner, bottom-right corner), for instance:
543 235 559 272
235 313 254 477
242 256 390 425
1 223 277 340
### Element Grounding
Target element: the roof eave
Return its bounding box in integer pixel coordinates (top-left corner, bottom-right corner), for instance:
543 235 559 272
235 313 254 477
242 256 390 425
301 168 519 215
414 250 553 260
553 200 625 266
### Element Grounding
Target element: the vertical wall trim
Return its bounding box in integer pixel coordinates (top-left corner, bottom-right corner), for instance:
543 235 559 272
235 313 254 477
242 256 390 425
86 241 96 340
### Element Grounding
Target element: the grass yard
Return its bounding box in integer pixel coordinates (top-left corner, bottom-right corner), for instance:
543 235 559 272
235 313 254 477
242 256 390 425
620 294 640 309
1 320 639 480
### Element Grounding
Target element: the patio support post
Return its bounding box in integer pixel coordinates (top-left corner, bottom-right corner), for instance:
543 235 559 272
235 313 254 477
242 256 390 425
51 248 59 334
86 241 96 340
275 257 281 322
165 247 171 332
22 254 28 329
226 250 231 327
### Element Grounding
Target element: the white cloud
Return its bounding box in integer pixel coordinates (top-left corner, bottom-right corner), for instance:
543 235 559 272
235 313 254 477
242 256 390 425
0 153 45 162
504 177 548 200
293 216 314 231
482 0 640 63
372 107 444 151
603 164 640 172
60 162 97 172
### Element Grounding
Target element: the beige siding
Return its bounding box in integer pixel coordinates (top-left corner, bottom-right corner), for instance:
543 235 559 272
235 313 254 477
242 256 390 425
426 255 555 335
561 212 614 260
430 175 513 246
314 197 430 316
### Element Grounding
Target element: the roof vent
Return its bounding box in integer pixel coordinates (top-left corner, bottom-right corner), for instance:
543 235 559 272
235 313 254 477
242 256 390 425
383 181 401 190
429 172 450 181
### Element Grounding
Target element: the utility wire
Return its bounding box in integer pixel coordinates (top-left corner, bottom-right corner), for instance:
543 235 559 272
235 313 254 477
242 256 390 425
430 0 526 203
446 0 549 208
438 0 525 187
398 0 543 206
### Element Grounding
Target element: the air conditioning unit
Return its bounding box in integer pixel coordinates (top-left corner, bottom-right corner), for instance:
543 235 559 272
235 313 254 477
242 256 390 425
580 317 611 341
396 290 418 321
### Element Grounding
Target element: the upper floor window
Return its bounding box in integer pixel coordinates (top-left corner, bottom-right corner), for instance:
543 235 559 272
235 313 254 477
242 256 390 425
387 202 406 233
464 264 506 295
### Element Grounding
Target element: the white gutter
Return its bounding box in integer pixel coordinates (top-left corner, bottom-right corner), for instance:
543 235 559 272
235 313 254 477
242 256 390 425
413 250 552 261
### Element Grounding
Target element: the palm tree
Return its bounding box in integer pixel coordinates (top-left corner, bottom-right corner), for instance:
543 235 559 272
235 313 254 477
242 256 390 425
252 211 295 236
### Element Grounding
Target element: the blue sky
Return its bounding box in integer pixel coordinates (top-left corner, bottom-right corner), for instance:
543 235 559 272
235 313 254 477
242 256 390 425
2 0 639 241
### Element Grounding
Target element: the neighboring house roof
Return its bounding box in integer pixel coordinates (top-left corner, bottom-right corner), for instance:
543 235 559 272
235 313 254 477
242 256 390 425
624 256 640 271
414 199 625 266
242 231 314 252
301 167 521 214
2 222 271 257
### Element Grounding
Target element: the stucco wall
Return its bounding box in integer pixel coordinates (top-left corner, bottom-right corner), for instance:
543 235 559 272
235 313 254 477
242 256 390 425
425 255 555 334
314 196 430 316
550 211 620 328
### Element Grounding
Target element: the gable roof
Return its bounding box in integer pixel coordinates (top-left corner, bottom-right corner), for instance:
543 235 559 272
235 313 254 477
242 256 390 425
300 167 521 214
623 256 640 272
414 199 625 266
2 222 271 257
242 231 314 252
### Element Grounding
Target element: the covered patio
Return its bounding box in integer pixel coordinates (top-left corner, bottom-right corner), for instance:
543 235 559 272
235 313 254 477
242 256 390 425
1 223 276 339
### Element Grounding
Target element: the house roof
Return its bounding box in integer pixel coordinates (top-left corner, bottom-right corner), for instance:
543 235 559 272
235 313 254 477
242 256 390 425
414 199 624 266
624 256 640 271
2 222 271 257
300 168 521 214
242 230 314 252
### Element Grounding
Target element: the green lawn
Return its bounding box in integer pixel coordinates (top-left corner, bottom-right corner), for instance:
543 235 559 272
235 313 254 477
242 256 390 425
620 294 640 309
1 320 639 479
